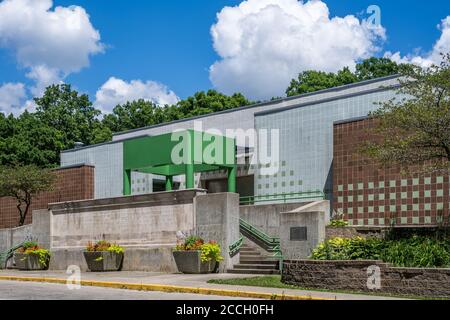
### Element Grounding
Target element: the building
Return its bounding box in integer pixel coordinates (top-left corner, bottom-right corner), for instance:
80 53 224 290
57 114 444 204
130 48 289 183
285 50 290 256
1 75 448 229
61 75 400 201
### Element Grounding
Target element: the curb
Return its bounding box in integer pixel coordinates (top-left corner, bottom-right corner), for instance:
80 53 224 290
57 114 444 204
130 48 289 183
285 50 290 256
0 276 330 300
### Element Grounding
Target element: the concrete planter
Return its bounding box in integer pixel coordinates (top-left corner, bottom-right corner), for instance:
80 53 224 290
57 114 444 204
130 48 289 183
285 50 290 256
173 251 217 274
83 251 124 272
14 253 50 271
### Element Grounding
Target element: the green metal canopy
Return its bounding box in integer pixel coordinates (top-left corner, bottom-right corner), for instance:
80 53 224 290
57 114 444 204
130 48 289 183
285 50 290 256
123 129 237 195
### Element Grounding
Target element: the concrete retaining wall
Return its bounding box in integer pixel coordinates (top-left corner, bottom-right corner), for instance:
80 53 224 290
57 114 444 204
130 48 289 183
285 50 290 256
279 201 329 259
282 260 450 299
239 202 312 237
47 189 206 271
194 193 240 272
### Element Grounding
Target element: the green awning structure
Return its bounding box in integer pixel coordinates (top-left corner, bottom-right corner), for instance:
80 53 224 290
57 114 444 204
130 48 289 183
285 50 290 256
123 130 237 195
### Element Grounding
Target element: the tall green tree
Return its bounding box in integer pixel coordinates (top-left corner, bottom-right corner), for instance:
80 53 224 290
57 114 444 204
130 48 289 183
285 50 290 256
355 57 403 81
0 165 56 226
286 57 403 97
361 53 450 173
102 99 169 133
102 90 252 133
0 111 63 167
34 84 104 148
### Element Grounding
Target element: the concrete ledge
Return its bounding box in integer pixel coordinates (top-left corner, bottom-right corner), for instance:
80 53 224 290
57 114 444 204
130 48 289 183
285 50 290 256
49 189 207 214
0 276 328 300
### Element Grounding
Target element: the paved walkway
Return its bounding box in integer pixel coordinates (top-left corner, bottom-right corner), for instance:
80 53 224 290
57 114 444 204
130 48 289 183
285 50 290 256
0 280 255 300
0 270 406 300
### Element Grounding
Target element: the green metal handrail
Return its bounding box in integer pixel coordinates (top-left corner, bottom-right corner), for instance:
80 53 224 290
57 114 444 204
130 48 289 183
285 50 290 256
239 219 279 246
0 242 26 269
228 236 244 257
240 190 325 205
239 219 283 272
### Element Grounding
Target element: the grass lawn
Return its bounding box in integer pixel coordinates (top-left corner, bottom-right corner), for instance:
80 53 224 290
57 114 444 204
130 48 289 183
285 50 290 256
207 276 444 300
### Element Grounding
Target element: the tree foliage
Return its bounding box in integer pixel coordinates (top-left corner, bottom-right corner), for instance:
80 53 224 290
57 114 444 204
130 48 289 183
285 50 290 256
361 53 450 173
102 90 252 133
0 165 56 226
286 57 404 97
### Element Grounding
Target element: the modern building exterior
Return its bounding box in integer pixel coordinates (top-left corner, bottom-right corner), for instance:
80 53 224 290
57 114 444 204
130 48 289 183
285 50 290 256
1 75 448 229
61 75 401 203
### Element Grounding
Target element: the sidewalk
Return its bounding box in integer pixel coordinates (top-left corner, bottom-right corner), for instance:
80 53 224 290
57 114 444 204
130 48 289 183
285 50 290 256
0 270 406 300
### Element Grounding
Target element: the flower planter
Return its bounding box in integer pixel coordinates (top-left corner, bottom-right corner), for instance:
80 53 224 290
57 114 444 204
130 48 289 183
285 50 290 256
14 253 50 271
83 251 124 272
173 251 217 274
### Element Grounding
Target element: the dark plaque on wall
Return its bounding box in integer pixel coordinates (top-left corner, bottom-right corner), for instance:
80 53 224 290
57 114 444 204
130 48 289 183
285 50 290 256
290 227 307 241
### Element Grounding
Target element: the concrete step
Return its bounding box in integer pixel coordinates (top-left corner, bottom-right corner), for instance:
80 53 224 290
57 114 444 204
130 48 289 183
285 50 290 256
227 268 280 275
238 259 279 265
234 264 277 270
239 251 261 256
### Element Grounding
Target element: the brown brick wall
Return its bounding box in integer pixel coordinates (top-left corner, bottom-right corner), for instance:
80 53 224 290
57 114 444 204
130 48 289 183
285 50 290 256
333 117 449 226
0 165 94 229
282 260 450 299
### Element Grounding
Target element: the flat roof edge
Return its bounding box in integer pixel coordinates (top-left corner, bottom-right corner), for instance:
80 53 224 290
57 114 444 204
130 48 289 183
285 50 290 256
111 74 400 138
255 84 399 117
333 116 371 126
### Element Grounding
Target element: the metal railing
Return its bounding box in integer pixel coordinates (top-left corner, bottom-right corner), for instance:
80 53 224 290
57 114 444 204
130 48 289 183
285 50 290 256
239 190 325 205
239 218 283 272
0 242 26 269
228 236 244 258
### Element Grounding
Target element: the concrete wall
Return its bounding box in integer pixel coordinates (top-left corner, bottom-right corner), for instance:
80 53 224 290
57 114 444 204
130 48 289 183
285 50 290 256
239 202 311 237
48 189 206 271
279 201 329 259
194 193 240 272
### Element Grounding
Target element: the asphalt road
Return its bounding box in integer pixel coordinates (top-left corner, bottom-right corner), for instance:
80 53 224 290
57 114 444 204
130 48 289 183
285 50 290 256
0 280 255 300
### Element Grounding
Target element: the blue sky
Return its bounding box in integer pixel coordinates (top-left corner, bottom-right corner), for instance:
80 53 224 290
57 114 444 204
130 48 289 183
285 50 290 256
0 0 449 115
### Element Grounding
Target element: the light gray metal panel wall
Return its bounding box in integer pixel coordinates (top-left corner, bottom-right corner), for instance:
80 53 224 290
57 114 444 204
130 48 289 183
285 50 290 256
61 143 124 199
112 78 400 144
254 89 398 202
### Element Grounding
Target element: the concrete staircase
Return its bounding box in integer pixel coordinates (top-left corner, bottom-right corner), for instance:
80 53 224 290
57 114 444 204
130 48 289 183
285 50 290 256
227 243 280 275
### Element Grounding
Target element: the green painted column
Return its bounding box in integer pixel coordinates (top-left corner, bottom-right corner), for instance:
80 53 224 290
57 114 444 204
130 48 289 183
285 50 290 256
123 169 132 196
165 176 174 191
186 164 194 189
227 165 237 193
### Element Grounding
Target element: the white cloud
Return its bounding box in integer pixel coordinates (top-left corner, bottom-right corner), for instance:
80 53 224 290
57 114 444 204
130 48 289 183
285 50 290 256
0 0 103 111
384 16 450 68
209 0 385 100
0 82 26 116
95 77 180 113
26 65 64 97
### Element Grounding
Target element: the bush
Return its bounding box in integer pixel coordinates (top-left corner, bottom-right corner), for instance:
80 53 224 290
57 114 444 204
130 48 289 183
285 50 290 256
310 236 450 268
174 236 224 263
86 241 124 254
328 220 349 227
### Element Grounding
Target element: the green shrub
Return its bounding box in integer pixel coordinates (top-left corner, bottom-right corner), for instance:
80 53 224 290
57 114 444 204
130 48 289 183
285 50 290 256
86 241 124 254
310 236 450 268
328 220 349 227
